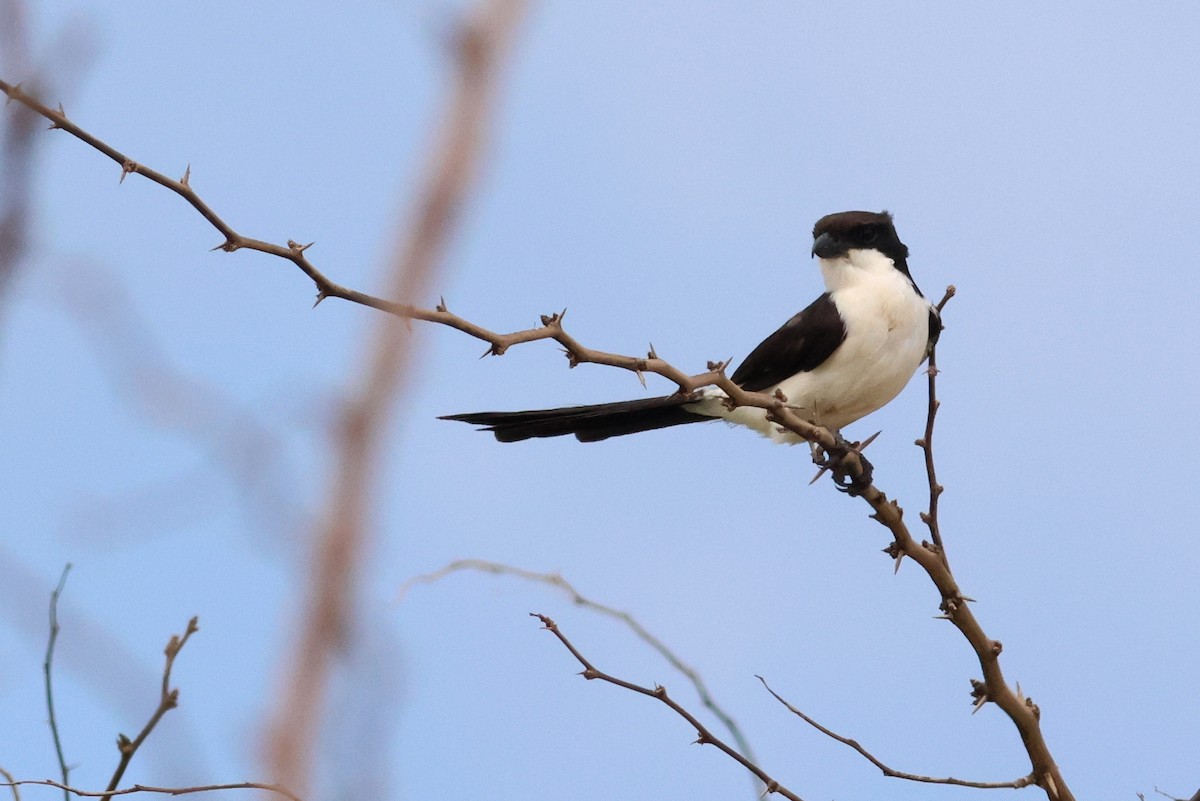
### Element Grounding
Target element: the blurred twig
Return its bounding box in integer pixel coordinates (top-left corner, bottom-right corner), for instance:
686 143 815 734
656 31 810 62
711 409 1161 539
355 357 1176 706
102 618 199 801
399 559 758 768
0 767 20 801
43 564 72 801
261 1 527 796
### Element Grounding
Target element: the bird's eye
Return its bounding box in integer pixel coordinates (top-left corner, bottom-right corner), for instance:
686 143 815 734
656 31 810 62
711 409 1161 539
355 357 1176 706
859 226 878 244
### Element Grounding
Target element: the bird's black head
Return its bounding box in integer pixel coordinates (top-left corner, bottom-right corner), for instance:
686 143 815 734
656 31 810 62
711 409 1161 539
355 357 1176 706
811 210 911 277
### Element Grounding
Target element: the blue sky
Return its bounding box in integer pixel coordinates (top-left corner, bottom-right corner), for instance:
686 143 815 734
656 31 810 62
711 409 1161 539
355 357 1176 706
3 2 1199 800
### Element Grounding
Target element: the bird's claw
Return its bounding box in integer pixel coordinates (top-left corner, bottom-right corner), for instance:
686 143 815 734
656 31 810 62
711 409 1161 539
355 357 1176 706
811 434 875 495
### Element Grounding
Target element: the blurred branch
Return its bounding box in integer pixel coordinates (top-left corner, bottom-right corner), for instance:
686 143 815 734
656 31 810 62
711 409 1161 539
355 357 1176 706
3 780 299 801
43 564 72 801
102 618 199 801
532 613 803 801
262 1 527 796
400 559 758 768
0 767 20 801
0 0 35 323
756 675 1033 789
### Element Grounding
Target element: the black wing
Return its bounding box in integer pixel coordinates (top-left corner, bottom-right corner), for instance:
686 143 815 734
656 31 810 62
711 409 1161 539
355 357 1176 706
729 292 847 392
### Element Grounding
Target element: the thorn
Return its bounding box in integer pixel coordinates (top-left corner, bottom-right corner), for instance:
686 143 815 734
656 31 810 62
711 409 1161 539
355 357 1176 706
635 370 646 389
119 159 138 183
932 613 951 620
1044 773 1059 799
313 290 327 308
181 163 191 187
288 240 315 254
893 553 904 574
647 342 658 360
971 695 988 714
858 430 882 451
48 102 66 129
959 595 976 603
436 295 448 313
210 239 239 252
808 465 829 485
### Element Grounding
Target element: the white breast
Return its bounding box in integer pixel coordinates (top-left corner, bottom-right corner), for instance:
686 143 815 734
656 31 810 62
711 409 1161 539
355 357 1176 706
694 249 932 443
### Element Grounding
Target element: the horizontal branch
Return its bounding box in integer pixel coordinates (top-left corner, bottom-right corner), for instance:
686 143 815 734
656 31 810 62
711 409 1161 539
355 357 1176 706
3 780 301 801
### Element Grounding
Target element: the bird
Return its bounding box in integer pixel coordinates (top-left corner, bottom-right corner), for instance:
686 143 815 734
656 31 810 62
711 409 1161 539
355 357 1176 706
441 210 941 445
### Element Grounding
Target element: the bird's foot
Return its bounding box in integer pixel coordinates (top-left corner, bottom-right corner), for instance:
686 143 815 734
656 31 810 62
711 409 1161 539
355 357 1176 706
810 431 878 496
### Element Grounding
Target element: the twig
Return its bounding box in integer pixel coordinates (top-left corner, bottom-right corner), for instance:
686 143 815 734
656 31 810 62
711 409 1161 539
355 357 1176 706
102 618 199 801
532 613 804 801
756 675 1033 789
399 559 758 768
262 2 527 796
3 779 300 801
916 285 956 553
0 768 20 801
43 564 72 801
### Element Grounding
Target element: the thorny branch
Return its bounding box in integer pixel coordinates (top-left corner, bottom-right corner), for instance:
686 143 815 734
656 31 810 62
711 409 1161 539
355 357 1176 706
532 614 804 801
756 675 1034 790
916 287 956 553
1 53 1076 801
102 618 199 801
2 780 301 801
399 559 758 768
43 564 72 801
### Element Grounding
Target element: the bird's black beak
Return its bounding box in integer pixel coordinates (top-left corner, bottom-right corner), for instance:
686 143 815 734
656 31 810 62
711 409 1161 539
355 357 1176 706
811 232 843 259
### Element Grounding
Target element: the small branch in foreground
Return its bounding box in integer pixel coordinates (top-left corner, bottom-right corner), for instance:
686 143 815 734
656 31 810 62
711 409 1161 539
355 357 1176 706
102 617 199 801
756 675 1033 790
43 563 72 801
400 559 758 769
3 780 300 801
532 613 804 801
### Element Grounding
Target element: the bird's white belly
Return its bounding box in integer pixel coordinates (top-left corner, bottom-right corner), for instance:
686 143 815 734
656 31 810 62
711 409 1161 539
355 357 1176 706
693 278 930 443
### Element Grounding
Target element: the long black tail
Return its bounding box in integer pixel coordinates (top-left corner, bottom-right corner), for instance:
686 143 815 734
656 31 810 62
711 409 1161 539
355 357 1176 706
440 395 709 442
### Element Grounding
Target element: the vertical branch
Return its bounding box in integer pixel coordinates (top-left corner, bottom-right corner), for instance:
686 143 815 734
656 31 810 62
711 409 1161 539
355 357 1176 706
0 0 34 323
917 286 955 553
102 618 199 801
262 2 527 796
43 564 72 801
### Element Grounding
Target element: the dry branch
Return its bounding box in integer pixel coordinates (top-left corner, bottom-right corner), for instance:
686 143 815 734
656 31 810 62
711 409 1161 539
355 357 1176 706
757 675 1034 789
102 618 199 801
43 564 72 801
2 780 300 801
400 558 758 767
532 613 805 801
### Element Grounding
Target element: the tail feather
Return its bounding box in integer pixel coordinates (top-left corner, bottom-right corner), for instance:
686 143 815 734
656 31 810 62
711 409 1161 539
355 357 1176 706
440 395 708 442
